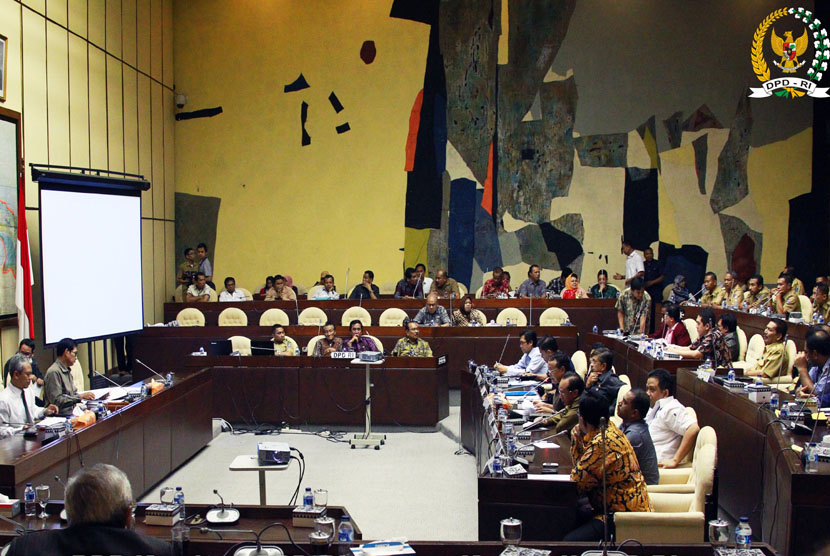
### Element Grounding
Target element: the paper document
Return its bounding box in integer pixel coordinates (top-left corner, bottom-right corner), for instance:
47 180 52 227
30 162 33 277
37 416 67 428
79 386 129 401
533 441 561 449
527 473 571 482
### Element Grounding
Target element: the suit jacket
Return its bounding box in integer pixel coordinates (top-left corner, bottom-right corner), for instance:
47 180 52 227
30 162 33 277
6 524 172 556
665 321 692 347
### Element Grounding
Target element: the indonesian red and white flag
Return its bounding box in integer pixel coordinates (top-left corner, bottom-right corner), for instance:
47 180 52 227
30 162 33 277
16 175 34 340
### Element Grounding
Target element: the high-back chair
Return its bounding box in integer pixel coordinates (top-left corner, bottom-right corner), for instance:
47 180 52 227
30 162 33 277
538 307 569 326
259 308 290 327
496 308 527 327
218 307 248 326
298 307 327 326
176 308 205 327
228 335 252 355
379 308 409 327
342 306 371 327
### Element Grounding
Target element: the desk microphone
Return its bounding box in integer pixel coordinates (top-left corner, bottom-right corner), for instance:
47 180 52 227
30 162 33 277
91 370 124 389
527 428 569 446
134 359 167 382
294 294 300 323
496 333 512 366
54 475 69 521
529 295 533 327
687 285 707 303
0 514 27 536
414 275 423 298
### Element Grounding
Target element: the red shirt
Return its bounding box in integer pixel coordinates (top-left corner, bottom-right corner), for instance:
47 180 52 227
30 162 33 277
482 278 510 296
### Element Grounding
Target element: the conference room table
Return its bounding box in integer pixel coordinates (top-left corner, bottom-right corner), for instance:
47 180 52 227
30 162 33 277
163 298 617 335
584 332 698 387
460 366 579 541
0 368 214 500
676 368 830 556
133 324 579 388
185 355 449 426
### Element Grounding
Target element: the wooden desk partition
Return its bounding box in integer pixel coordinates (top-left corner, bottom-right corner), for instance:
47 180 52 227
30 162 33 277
585 333 696 387
0 369 213 500
134 325 579 388
188 356 449 426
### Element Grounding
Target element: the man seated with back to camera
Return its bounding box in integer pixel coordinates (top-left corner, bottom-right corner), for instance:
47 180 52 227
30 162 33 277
186 272 214 302
666 308 731 368
271 324 299 356
3 338 44 389
744 319 789 382
219 276 248 302
391 321 433 357
795 326 830 406
0 354 59 438
313 322 343 357
617 388 660 485
565 390 652 542
265 274 297 301
615 277 651 335
394 267 425 299
645 368 700 468
585 348 624 415
493 330 545 378
4 463 172 556
349 270 379 300
717 312 740 362
413 293 451 327
342 320 378 353
44 338 95 414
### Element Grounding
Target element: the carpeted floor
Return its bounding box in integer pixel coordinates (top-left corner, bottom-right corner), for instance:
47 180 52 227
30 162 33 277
142 398 479 541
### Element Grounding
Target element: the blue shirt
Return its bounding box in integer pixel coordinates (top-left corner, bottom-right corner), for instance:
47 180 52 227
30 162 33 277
505 347 546 377
809 359 830 408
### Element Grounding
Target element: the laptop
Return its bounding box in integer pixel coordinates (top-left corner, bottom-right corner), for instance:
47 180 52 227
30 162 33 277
208 340 233 356
251 340 275 356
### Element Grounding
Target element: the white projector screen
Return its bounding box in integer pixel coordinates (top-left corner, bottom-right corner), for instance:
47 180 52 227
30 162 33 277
40 187 144 345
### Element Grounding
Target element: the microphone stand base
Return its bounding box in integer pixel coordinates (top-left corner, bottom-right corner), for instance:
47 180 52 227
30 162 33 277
233 546 284 556
579 551 629 556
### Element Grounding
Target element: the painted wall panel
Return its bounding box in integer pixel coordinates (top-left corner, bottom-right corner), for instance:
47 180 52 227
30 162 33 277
123 67 139 174
22 9 47 207
105 0 121 58
46 22 70 167
67 0 87 38
106 55 124 172
87 45 108 170
68 33 90 168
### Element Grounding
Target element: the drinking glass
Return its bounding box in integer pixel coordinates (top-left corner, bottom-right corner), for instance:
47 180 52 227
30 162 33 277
708 519 729 547
313 488 328 508
35 485 49 519
500 517 522 545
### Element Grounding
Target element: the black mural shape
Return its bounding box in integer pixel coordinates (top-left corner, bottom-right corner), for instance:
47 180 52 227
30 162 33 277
335 123 351 134
692 135 707 195
284 73 310 93
539 222 583 270
329 92 344 113
658 242 709 297
301 101 311 146
622 168 658 252
390 0 439 25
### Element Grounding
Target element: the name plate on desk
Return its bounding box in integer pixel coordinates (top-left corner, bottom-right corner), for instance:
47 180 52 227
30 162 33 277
331 352 356 359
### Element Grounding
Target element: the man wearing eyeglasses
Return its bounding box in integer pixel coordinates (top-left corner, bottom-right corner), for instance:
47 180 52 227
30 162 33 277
539 373 584 435
0 354 58 438
44 338 95 414
3 338 43 388
494 330 546 377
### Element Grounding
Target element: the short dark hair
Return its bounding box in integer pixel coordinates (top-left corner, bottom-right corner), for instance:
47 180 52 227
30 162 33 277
274 274 285 282
271 324 285 334
597 269 608 278
323 275 334 283
816 282 829 296
591 342 607 353
629 388 650 420
364 270 374 280
56 338 77 358
806 329 830 356
778 272 793 285
404 267 417 280
197 242 208 251
621 238 632 247
771 318 788 338
560 267 573 280
521 329 538 346
349 319 363 330
538 335 559 353
195 272 206 280
323 321 335 330
630 277 644 291
224 276 235 286
749 274 764 285
183 247 194 256
705 271 717 282
648 368 675 397
551 351 575 374
562 372 585 396
666 304 681 321
415 263 426 271
578 390 610 428
19 338 35 351
698 307 716 328
593 349 613 371
718 312 737 333
528 264 540 276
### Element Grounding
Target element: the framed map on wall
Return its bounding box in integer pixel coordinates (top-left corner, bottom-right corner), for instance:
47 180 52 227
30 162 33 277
0 108 21 318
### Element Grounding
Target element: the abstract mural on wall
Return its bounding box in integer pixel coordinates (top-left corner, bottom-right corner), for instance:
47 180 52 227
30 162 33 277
393 0 811 294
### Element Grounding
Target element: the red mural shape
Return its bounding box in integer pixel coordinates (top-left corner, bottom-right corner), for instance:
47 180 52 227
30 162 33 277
360 41 377 64
731 233 757 284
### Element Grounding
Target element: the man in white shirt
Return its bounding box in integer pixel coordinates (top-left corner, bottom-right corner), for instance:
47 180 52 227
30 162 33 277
416 263 433 292
218 277 247 302
0 354 58 437
186 272 214 302
494 330 546 377
613 239 645 286
314 275 340 300
644 368 700 468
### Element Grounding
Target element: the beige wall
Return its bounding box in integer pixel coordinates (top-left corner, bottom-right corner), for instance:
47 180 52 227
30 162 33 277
0 0 174 374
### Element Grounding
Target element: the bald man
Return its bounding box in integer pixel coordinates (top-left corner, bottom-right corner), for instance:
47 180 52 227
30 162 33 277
413 293 451 326
430 269 461 299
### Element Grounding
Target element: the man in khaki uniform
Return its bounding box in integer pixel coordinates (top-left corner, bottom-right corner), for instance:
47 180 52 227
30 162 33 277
812 283 830 323
723 271 745 307
541 373 584 435
743 274 770 309
771 273 801 316
699 272 725 306
429 269 461 299
745 319 789 382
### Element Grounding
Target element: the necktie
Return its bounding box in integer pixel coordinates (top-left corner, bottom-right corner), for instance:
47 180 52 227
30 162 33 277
21 390 32 424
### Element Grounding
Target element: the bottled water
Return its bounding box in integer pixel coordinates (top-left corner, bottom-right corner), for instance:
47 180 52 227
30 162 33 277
492 456 503 476
592 325 598 334
303 487 313 507
735 516 752 548
770 391 779 410
175 487 185 519
806 443 819 473
337 515 354 555
727 369 736 382
24 483 36 517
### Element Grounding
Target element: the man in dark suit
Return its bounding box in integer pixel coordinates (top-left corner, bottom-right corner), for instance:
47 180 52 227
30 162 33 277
5 463 171 556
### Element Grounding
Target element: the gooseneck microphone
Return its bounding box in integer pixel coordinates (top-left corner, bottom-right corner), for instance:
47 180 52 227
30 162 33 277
134 359 167 382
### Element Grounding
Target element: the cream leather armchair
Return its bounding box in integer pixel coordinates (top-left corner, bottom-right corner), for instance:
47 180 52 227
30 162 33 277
298 307 327 326
218 307 248 326
176 308 205 327
379 308 408 327
652 426 717 493
683 318 699 343
228 335 252 355
342 306 371 327
496 308 527 327
799 295 813 322
538 307 569 326
615 444 716 543
259 308 290 327
732 333 764 370
572 350 588 379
